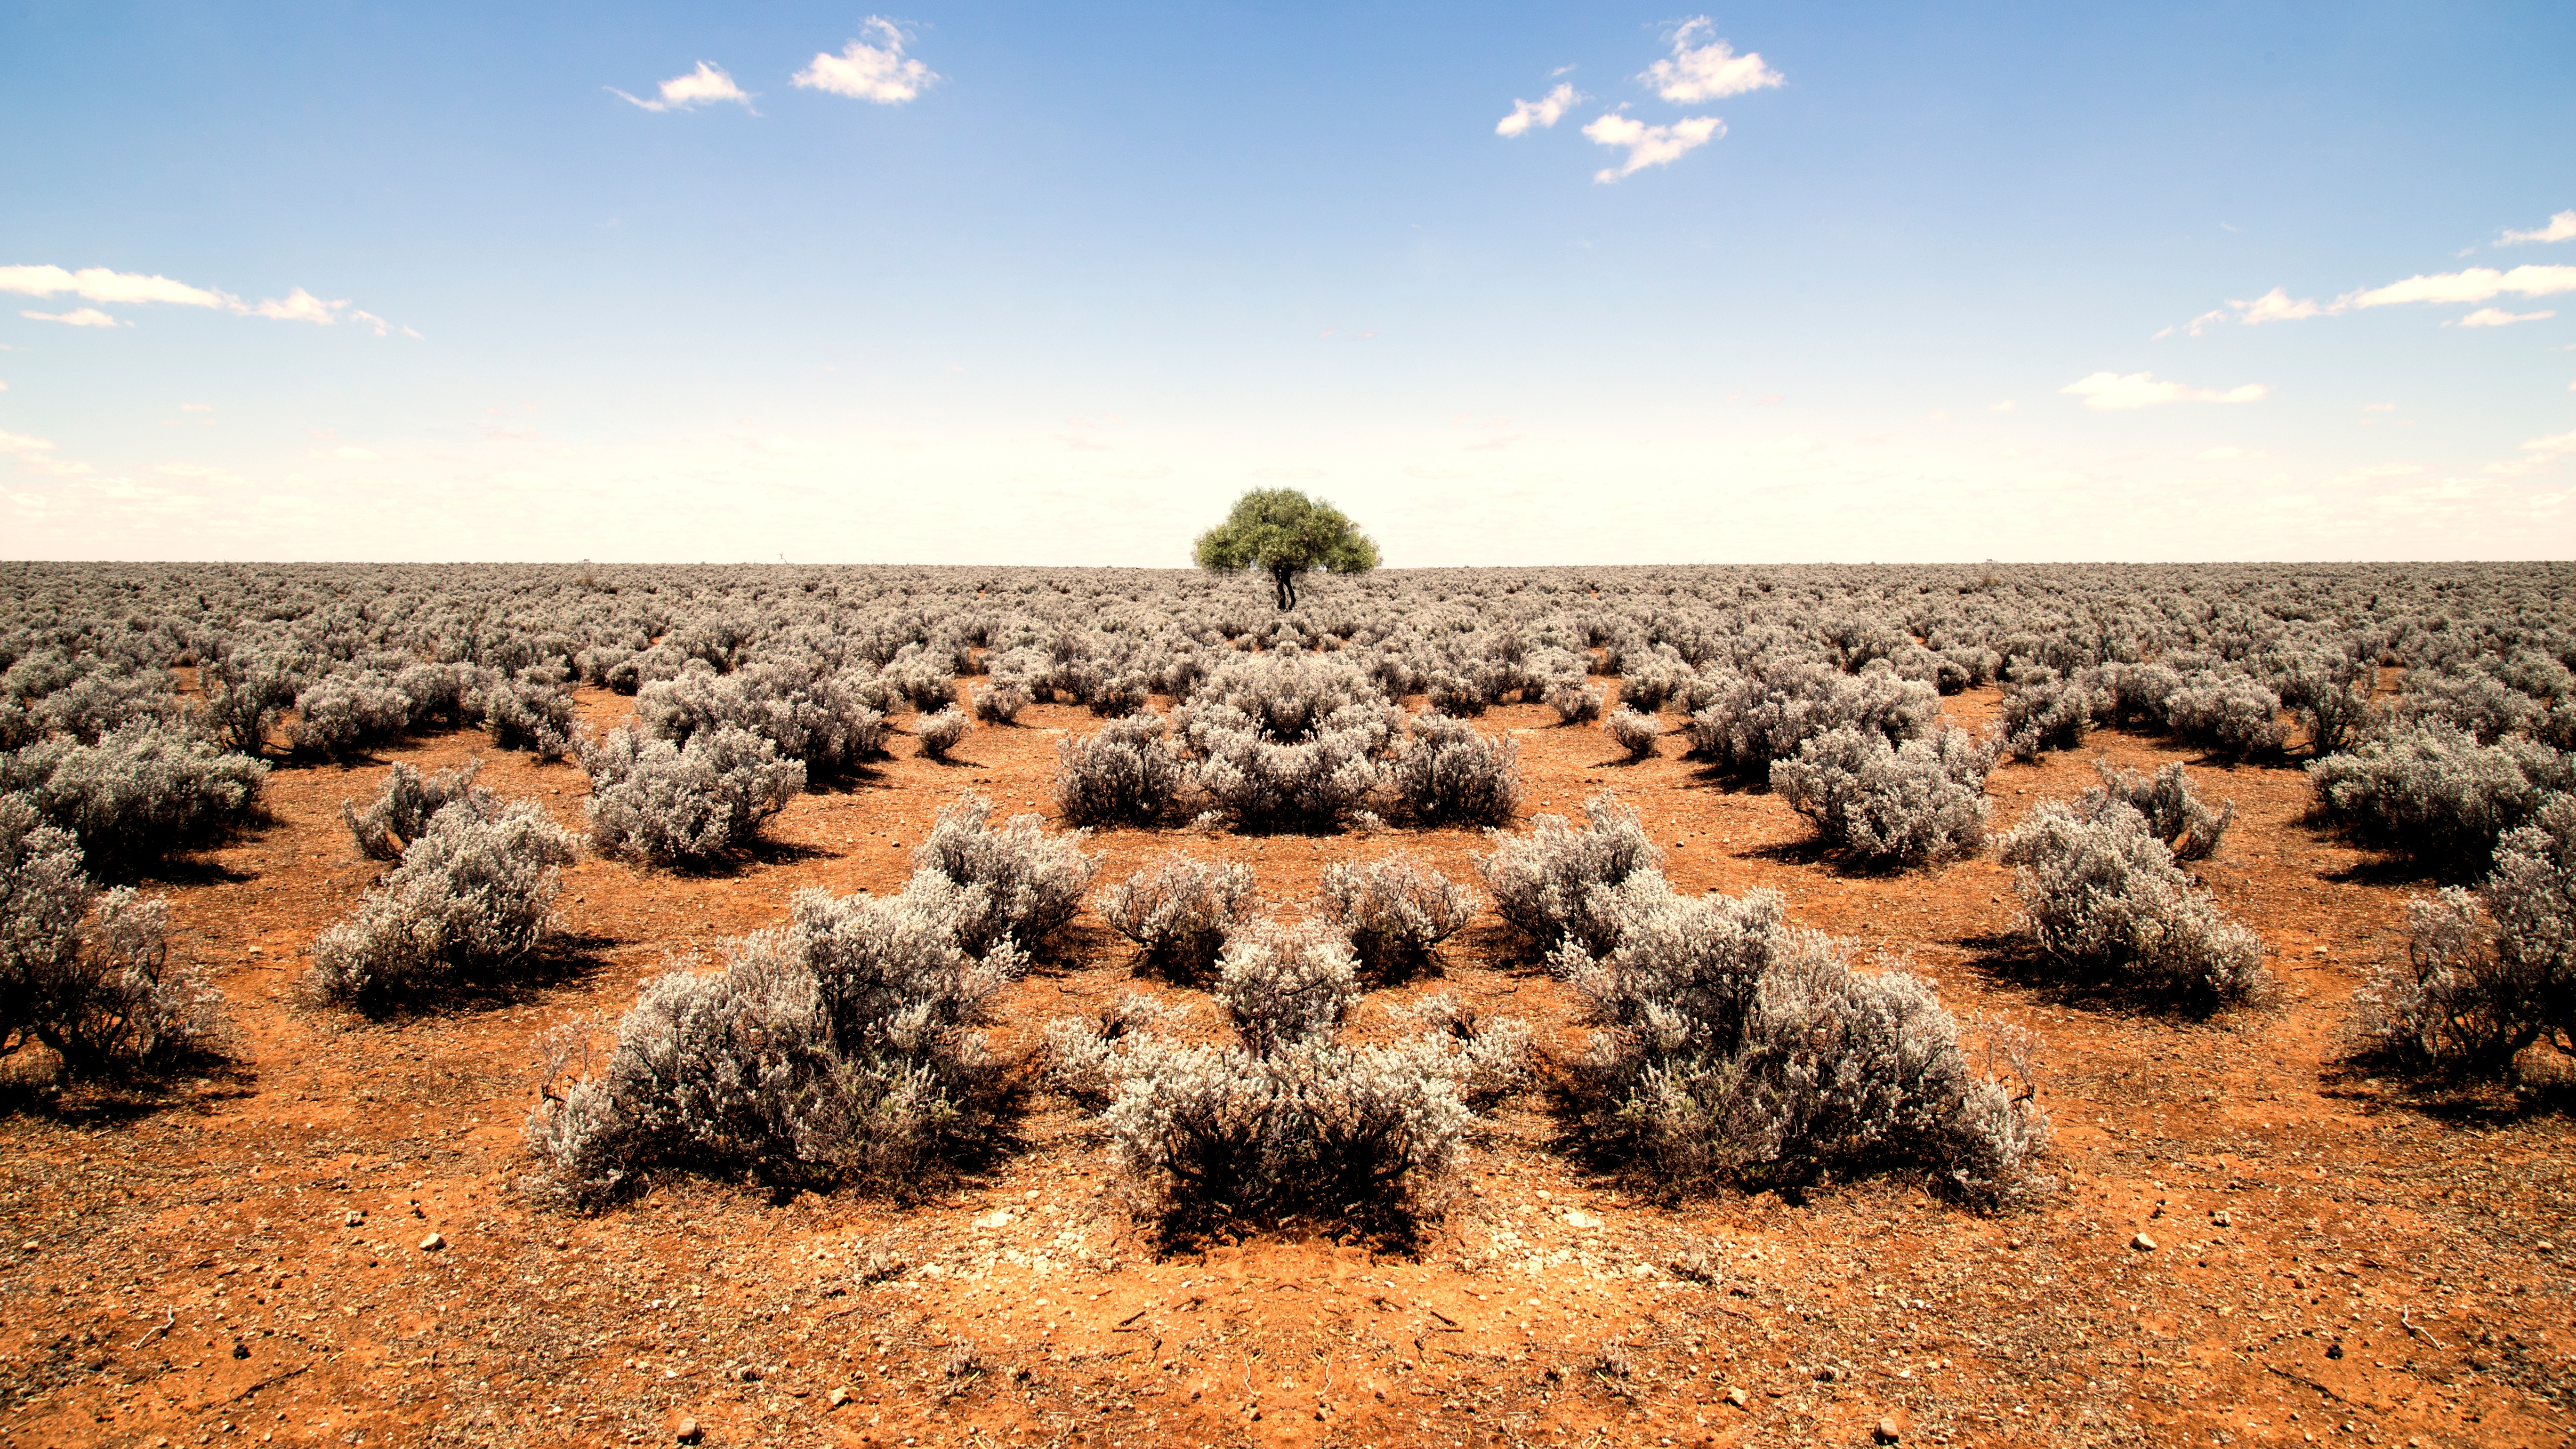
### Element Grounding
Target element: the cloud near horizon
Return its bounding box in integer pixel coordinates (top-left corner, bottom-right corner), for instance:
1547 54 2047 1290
794 19 937 104
1496 83 1580 137
2061 371 2269 410
1582 113 1722 182
0 266 411 336
1642 19 1784 102
609 61 752 113
2175 264 2576 334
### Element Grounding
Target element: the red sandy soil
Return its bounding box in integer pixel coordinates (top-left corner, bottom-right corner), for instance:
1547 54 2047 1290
5 678 2572 1449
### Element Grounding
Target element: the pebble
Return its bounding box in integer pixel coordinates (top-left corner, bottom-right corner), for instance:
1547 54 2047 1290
419 1232 445 1252
828 1387 852 1409
1875 1417 1902 1443
675 1417 703 1444
344 1211 364 1228
2131 1232 2157 1252
1724 1387 1748 1408
2211 1210 2232 1228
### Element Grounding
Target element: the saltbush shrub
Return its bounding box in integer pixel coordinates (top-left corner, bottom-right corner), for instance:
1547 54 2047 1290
1478 792 1661 958
2309 723 2574 873
2359 794 2576 1078
1098 852 1257 976
1687 660 1940 779
583 724 806 867
2165 672 2288 759
1388 714 1521 827
342 760 495 861
2087 760 2232 861
915 707 970 760
633 661 885 779
199 652 300 758
476 666 576 760
0 793 218 1077
528 883 1021 1204
1212 920 1363 1055
289 672 412 760
307 800 576 1007
908 793 1099 958
0 721 268 869
1768 726 1993 869
972 679 1031 724
1998 799 2271 1007
1603 706 1661 761
1999 665 2093 759
1182 701 1389 830
1552 885 2047 1201
1054 714 1188 827
1317 852 1480 980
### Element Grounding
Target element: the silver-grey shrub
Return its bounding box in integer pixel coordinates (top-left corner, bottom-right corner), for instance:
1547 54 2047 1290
2088 760 2232 861
287 672 414 759
1211 920 1363 1056
2164 672 2288 759
1097 852 1256 976
0 793 217 1077
1183 701 1389 830
909 792 1099 958
583 724 806 868
1998 798 2271 1007
2307 722 2572 872
915 706 970 760
342 760 495 861
528 884 1019 1204
1553 885 2047 1202
1687 660 1940 780
1318 852 1480 980
1477 792 1661 958
0 720 268 869
475 666 576 760
307 800 577 1007
633 661 885 779
1603 706 1661 761
1053 714 1189 826
1999 665 2093 760
1768 726 1993 869
971 678 1031 724
2359 794 2576 1078
1389 713 1521 827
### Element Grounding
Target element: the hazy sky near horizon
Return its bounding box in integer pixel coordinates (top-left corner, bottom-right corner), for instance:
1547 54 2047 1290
4 2 2573 564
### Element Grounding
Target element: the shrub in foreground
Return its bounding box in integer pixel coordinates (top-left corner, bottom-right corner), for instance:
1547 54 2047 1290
1 720 268 869
1998 799 2271 1007
307 801 577 1007
528 883 1022 1204
343 760 495 861
1098 852 1256 977
1603 706 1661 761
583 724 806 867
1477 792 1660 958
2307 722 2571 873
1054 714 1188 827
1768 725 1993 869
2359 794 2576 1079
1318 852 1480 980
908 793 1099 958
1389 714 1521 827
1 793 218 1078
2087 760 2232 861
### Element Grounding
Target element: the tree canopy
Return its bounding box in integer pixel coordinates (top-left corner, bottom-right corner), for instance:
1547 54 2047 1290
1191 489 1379 609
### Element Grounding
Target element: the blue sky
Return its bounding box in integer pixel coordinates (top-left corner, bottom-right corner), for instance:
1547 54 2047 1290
3 1 2571 563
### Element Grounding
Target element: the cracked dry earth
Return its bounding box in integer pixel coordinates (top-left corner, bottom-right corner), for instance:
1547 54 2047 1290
5 677 2575 1449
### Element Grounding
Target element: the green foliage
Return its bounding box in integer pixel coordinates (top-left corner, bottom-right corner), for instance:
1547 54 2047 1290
1191 489 1379 608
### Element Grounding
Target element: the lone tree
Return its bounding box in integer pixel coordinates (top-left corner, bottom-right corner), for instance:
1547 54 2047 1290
1192 489 1380 610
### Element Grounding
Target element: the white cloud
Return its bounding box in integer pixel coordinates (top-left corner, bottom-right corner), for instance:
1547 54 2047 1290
21 307 120 327
609 61 752 113
1641 18 1784 102
1496 83 1580 137
2500 210 2576 245
794 19 936 104
0 428 90 476
1989 400 2015 412
2341 264 2576 309
2451 307 2556 328
2059 371 2268 410
2237 287 2324 324
0 265 225 308
1581 113 1723 182
2485 429 2576 477
249 288 340 324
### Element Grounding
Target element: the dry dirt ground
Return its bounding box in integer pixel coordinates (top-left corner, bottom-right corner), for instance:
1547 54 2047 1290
6 676 2574 1449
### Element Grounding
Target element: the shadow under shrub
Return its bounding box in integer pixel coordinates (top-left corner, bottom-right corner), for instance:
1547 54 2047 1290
1997 798 2272 1009
307 801 577 1009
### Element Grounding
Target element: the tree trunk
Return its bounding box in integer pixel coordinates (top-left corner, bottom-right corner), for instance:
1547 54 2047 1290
1272 566 1297 611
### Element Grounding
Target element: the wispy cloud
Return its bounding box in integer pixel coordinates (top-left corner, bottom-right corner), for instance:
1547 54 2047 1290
2060 371 2268 410
2452 307 2556 328
1581 113 1722 182
794 19 936 104
1641 18 1784 102
610 61 753 113
1496 82 1581 137
0 428 91 476
2170 265 2576 334
2487 428 2576 477
20 307 121 327
2500 209 2576 245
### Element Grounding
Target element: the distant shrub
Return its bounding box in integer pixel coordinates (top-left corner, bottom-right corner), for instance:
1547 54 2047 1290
2307 723 2573 872
199 653 300 757
2359 795 2576 1079
307 800 576 1007
908 793 1099 958
1182 701 1389 830
1212 920 1363 1055
342 760 496 860
0 793 218 1077
1318 852 1480 980
915 706 970 760
289 672 412 759
1098 852 1257 977
529 883 1021 1204
1687 660 1940 779
2396 669 2543 745
475 666 576 760
1769 725 1993 868
1054 714 1188 827
1553 885 2047 1202
2165 672 2288 759
583 724 806 867
1998 799 2271 1008
634 661 885 778
879 647 961 713
1999 665 2093 760
1477 792 1661 958
1547 680 1604 724
1389 713 1521 827
972 678 1032 724
2088 760 2232 861
1615 650 1691 714
1188 653 1387 740
0 721 268 869
1603 706 1661 761
2274 654 2379 756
